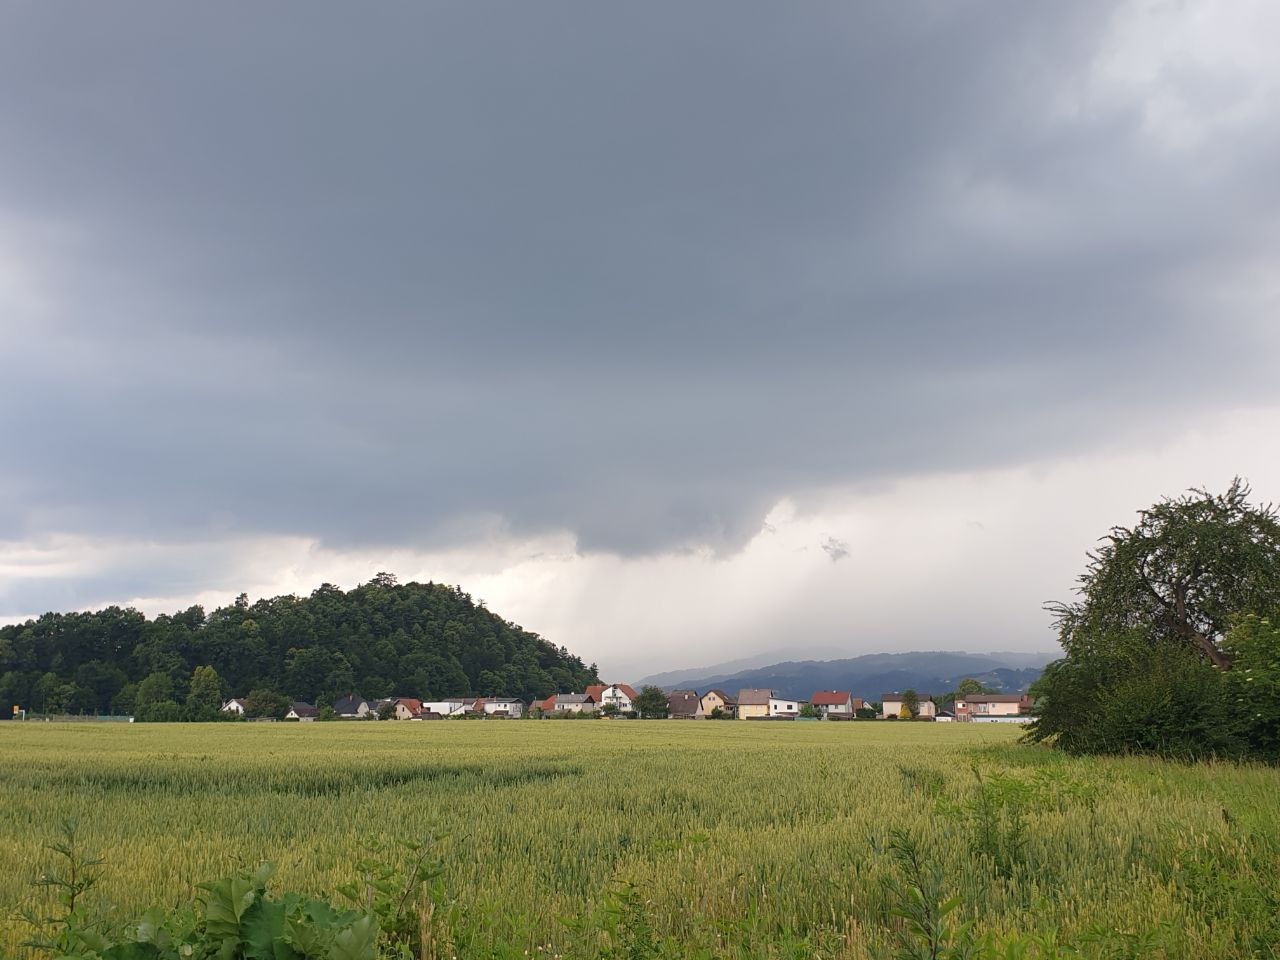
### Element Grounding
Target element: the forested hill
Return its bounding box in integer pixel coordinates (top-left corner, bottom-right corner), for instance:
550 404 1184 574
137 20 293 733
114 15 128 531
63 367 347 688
0 575 598 716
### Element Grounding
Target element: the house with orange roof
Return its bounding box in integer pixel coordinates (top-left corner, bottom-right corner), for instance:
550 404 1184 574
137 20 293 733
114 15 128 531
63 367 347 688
393 697 424 720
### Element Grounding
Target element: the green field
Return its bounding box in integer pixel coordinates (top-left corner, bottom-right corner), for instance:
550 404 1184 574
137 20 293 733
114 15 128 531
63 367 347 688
2 722 1278 958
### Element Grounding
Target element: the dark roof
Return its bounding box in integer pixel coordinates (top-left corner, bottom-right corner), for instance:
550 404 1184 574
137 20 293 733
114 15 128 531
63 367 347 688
811 691 852 706
702 689 735 703
667 690 701 716
331 695 368 714
289 702 318 717
556 693 595 705
737 688 773 705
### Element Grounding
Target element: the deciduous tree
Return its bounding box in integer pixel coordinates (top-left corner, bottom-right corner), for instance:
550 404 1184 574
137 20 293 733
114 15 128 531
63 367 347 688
1048 478 1280 671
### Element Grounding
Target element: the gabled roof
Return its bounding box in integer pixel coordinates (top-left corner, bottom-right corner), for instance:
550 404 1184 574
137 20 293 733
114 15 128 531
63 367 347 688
701 688 735 703
288 702 318 717
667 690 701 716
584 684 606 702
737 688 773 705
556 693 595 705
395 697 423 713
331 695 368 713
811 690 852 706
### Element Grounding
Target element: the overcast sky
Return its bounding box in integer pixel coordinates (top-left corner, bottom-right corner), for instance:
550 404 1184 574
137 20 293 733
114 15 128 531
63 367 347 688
3 2 1280 678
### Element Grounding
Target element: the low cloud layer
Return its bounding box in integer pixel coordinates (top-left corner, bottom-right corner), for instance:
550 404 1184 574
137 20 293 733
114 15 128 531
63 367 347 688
3 2 1280 673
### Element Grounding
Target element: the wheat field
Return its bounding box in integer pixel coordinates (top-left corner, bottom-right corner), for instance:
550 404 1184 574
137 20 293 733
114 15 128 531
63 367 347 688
2 721 1277 958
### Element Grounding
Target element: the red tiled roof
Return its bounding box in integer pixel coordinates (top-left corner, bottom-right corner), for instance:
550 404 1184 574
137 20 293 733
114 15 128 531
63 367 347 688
395 698 422 713
810 690 852 706
585 684 606 701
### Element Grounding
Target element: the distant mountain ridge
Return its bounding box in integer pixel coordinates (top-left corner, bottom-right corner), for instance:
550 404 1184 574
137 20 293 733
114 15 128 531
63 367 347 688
635 650 1057 701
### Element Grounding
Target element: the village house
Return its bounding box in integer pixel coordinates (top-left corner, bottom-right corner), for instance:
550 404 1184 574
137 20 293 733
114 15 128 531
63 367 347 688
482 697 525 718
586 683 639 713
393 697 424 720
736 688 774 719
699 689 736 717
667 690 703 719
285 702 318 721
809 690 859 719
553 693 598 714
220 698 247 716
955 694 1030 719
768 695 806 718
881 693 937 719
331 695 373 719
425 697 474 717
532 694 557 715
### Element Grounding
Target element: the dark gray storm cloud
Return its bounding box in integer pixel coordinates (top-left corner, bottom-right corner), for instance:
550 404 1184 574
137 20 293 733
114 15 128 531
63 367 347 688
2 1 1279 577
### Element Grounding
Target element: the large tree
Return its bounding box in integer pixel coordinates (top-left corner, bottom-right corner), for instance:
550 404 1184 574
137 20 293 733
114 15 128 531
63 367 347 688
1032 480 1280 760
1048 478 1280 671
633 686 670 719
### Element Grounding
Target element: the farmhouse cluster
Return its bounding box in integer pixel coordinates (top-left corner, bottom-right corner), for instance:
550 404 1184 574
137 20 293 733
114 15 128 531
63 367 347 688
220 685 1033 722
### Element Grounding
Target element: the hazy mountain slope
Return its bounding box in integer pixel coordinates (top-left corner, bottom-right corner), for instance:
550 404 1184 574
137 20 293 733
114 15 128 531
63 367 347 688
637 650 1055 701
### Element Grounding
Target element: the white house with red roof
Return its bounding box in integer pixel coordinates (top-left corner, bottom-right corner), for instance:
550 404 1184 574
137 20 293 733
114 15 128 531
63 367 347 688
586 683 639 713
810 690 860 718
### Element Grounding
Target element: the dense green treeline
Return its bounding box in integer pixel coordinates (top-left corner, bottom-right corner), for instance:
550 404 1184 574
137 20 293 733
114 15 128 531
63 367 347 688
0 574 598 718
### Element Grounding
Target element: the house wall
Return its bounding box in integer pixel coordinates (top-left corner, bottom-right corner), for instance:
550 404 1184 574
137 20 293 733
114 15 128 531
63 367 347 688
484 701 524 717
883 699 936 718
700 692 731 715
769 699 801 717
600 687 633 711
817 702 851 716
975 701 1023 716
394 703 418 720
737 702 770 720
426 700 469 716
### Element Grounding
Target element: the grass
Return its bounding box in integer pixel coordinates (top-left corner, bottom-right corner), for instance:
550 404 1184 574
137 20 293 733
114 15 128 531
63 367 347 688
1 721 1277 958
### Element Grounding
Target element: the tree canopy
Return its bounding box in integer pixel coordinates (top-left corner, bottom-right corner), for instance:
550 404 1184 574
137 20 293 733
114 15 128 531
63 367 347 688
1048 478 1280 670
0 576 598 717
1031 481 1280 761
633 686 670 719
